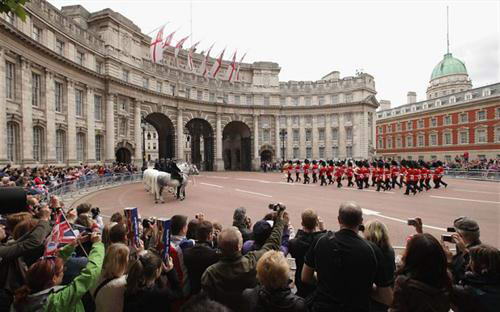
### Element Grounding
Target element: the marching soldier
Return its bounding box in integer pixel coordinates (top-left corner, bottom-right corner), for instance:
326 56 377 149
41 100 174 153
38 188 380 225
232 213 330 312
376 162 386 192
354 161 363 189
423 163 432 189
404 162 417 195
346 162 355 187
319 161 328 186
334 161 344 188
286 160 294 183
327 160 334 185
312 160 319 183
362 161 370 188
295 160 302 182
391 160 402 189
303 159 311 184
433 161 448 188
384 163 392 190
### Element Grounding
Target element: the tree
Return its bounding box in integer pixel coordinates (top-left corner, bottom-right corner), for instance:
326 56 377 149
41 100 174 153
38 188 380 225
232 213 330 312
0 0 30 21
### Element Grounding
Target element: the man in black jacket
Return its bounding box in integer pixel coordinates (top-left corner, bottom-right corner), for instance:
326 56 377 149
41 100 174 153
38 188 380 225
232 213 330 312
232 207 253 242
288 209 326 298
184 220 219 295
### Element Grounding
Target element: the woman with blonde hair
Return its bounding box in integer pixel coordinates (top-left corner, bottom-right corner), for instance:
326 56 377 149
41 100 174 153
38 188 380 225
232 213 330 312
242 250 305 312
364 220 396 312
90 243 130 312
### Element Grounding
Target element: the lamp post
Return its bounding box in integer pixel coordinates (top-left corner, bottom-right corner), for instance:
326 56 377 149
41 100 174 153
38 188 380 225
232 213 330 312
279 129 287 162
140 117 147 171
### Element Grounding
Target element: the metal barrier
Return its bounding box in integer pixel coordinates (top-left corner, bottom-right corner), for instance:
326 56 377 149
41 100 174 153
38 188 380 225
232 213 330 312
444 169 500 181
47 172 143 203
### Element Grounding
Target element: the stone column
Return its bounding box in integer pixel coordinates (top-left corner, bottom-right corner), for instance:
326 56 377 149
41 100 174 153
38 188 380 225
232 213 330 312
66 79 77 165
253 114 260 170
338 113 346 159
177 108 184 161
325 113 332 159
86 87 96 162
44 69 56 163
312 115 319 159
0 48 7 163
215 113 224 171
299 116 306 159
21 58 33 165
274 116 281 160
105 93 115 163
134 100 142 166
286 116 293 159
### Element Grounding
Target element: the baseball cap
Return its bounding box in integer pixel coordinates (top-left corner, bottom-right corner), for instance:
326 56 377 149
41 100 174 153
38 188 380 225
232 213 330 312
453 216 479 232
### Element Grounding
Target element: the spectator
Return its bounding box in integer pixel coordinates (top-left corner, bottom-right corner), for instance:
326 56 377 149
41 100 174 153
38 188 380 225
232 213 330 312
451 244 500 312
180 294 230 312
124 251 182 312
110 212 125 225
242 220 289 255
390 233 451 312
186 218 200 240
232 207 253 242
302 201 393 312
171 215 194 250
109 223 128 245
91 243 129 312
364 220 396 312
170 214 193 296
201 206 287 311
12 232 104 312
183 220 219 295
242 250 305 312
288 209 326 298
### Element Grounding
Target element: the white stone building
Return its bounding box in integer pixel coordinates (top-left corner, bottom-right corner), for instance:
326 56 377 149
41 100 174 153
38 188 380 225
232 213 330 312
0 1 378 171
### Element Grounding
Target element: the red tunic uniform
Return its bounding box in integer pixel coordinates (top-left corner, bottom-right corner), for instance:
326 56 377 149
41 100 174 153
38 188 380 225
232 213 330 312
303 164 310 174
312 164 319 174
327 165 334 176
391 166 399 178
376 168 384 181
433 166 444 180
362 167 370 179
346 167 354 177
413 169 421 182
319 166 327 176
384 168 391 181
406 168 414 183
335 166 344 177
295 164 301 173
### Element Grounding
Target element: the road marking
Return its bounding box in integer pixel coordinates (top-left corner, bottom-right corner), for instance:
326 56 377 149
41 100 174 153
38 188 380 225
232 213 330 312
362 208 381 215
204 176 229 179
235 189 273 198
362 208 446 231
430 195 500 205
200 183 223 188
453 189 500 195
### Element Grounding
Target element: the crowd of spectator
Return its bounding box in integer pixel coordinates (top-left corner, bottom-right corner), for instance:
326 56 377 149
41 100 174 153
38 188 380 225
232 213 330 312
1 192 499 312
444 157 500 171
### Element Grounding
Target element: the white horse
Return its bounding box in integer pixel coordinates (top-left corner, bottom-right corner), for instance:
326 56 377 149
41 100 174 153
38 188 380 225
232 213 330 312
143 163 199 203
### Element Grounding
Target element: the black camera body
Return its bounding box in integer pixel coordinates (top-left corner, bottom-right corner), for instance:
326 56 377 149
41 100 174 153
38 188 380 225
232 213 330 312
268 203 286 212
91 207 100 219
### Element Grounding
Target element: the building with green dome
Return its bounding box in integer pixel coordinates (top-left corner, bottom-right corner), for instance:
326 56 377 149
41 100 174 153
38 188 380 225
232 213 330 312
426 52 472 99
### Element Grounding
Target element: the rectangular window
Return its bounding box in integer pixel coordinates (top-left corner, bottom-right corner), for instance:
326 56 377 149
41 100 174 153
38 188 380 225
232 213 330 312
120 99 127 111
346 127 353 140
306 147 312 159
418 120 424 128
431 118 437 127
32 26 41 41
460 131 469 144
95 135 103 161
407 136 413 147
171 85 176 95
143 77 149 89
477 111 486 121
264 96 270 105
209 93 215 102
120 118 127 136
331 95 338 104
76 133 85 162
332 128 339 141
56 39 65 55
387 138 392 149
76 51 84 65
7 122 18 162
305 116 312 125
246 95 253 105
94 95 102 121
6 61 15 99
55 81 63 113
293 129 299 141
305 97 311 106
96 61 103 74
75 89 83 117
332 146 339 158
319 146 325 158
263 129 270 142
122 70 129 82
444 115 452 125
56 131 65 162
318 96 325 105
293 147 299 159
33 127 43 162
318 128 325 141
396 137 402 148
397 123 401 131
346 146 353 158
185 88 191 99
305 129 312 142
430 134 437 146
476 129 487 143
31 73 41 107
444 132 452 145
198 90 203 101
292 116 299 126
418 135 424 147
407 121 413 130
460 113 468 123
157 81 162 93
293 97 299 106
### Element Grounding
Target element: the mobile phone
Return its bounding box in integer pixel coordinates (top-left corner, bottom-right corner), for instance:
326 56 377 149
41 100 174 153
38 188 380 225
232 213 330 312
407 219 418 226
442 234 454 243
446 227 456 232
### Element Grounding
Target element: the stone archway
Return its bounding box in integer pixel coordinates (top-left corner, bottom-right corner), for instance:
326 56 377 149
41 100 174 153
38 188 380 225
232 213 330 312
144 112 175 160
116 148 132 164
185 118 214 171
259 144 274 163
223 121 252 171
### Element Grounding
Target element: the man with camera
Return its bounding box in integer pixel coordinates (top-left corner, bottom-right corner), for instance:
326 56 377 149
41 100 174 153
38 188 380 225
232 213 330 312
301 201 393 312
201 203 288 311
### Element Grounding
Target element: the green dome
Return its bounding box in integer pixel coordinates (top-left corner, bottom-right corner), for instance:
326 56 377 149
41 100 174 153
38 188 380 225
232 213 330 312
430 53 468 80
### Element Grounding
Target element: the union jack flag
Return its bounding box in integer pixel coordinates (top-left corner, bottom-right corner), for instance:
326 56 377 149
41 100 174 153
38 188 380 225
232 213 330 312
44 213 76 256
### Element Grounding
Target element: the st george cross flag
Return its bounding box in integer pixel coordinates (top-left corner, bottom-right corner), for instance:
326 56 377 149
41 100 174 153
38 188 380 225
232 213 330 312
209 48 226 79
236 52 247 81
162 30 176 49
150 25 165 64
198 43 215 78
225 50 237 82
44 213 77 256
187 41 200 71
174 35 190 59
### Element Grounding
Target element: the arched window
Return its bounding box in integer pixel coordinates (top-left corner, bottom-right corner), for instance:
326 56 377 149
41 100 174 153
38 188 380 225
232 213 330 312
76 133 86 162
7 122 20 162
33 126 45 162
56 129 66 163
95 135 103 161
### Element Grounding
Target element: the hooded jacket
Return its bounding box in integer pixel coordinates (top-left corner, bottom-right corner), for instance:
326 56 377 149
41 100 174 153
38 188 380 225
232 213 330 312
452 271 500 312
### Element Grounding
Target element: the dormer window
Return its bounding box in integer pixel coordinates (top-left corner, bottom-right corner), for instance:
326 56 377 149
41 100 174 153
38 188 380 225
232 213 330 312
435 99 441 106
482 88 491 97
464 92 473 100
449 96 456 104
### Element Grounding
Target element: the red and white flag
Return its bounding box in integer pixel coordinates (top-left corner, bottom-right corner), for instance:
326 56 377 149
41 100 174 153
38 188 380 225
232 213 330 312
162 30 176 49
44 213 77 256
150 25 165 64
236 52 247 81
225 50 237 82
199 43 215 78
209 48 226 79
174 35 190 59
187 41 200 71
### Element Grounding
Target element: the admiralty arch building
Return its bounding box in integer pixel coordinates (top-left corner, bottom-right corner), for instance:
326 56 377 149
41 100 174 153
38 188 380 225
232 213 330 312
0 1 378 171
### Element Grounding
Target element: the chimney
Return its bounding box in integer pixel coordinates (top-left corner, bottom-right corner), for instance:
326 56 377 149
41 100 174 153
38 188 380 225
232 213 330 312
407 91 417 104
379 100 392 110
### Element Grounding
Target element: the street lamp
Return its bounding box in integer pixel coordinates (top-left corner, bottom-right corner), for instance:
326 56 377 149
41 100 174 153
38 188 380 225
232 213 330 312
140 117 148 171
279 129 287 162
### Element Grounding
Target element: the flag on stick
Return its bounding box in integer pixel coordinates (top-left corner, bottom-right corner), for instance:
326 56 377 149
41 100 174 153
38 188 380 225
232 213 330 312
162 30 177 49
44 213 77 256
174 35 190 59
236 52 247 81
150 25 165 64
209 48 226 79
226 50 237 82
187 41 200 71
199 43 215 78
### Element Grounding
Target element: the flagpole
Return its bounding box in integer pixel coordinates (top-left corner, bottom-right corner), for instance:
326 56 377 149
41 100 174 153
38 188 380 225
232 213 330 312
59 209 90 258
146 22 169 36
190 0 193 47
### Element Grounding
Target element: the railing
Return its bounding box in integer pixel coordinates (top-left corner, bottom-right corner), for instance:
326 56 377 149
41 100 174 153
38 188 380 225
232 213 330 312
47 172 143 202
444 169 500 181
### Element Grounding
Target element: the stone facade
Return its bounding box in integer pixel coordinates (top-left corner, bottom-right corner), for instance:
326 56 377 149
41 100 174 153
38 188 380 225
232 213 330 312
0 0 378 171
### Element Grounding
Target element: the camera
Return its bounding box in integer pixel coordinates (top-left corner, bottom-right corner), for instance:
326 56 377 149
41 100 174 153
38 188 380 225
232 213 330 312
358 224 365 232
446 227 456 233
268 203 286 212
407 218 418 226
91 207 100 219
142 217 156 229
441 233 454 243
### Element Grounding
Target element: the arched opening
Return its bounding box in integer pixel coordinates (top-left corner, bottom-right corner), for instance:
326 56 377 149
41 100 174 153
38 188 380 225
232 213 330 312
144 113 175 160
115 147 132 164
223 121 252 171
260 150 273 162
185 118 214 171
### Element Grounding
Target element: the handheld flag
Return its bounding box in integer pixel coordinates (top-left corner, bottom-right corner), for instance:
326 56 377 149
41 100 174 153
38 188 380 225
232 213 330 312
44 213 77 256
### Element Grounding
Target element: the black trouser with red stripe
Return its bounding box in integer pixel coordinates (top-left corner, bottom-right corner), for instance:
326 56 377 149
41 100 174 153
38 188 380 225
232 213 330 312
320 175 327 186
384 178 392 190
336 176 342 188
303 173 310 184
392 176 402 188
376 179 386 191
327 175 333 184
364 177 370 188
405 181 416 195
312 173 318 183
356 177 363 189
287 173 293 183
347 176 354 187
295 172 301 182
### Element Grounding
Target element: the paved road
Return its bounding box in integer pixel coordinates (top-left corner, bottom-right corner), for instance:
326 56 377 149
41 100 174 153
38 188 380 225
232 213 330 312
73 172 500 249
